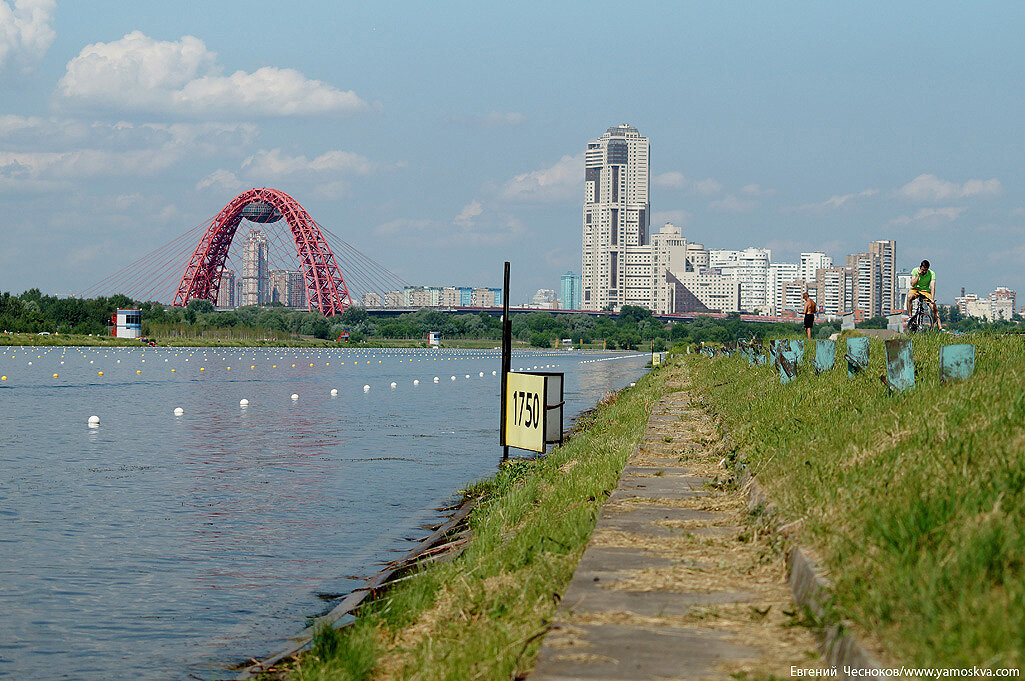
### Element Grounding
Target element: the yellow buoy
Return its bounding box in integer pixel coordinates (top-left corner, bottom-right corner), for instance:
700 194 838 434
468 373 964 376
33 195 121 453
136 370 142 374
200 367 205 372
171 369 176 373
251 365 255 370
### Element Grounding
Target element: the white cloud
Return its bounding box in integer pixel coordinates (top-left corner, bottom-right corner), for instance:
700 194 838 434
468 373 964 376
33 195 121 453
0 148 184 180
0 0 55 73
454 199 483 227
652 172 723 195
897 174 1001 202
57 31 369 117
195 169 242 192
889 206 966 226
798 188 878 211
740 183 775 197
0 120 258 192
652 171 685 188
708 194 756 213
482 111 526 127
240 148 377 177
500 153 582 202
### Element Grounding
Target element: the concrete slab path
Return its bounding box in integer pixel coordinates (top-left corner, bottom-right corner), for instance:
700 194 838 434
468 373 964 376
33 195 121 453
530 368 823 680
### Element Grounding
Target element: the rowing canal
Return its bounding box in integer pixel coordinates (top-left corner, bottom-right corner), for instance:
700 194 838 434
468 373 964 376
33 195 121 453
0 346 650 680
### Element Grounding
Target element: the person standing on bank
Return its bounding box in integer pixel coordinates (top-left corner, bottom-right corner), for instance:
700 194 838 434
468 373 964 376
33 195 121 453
803 291 817 339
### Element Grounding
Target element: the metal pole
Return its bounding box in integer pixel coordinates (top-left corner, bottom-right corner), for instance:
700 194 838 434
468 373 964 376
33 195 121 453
500 262 511 461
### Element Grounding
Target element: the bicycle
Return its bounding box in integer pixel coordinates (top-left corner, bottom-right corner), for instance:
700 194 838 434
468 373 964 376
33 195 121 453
906 295 934 333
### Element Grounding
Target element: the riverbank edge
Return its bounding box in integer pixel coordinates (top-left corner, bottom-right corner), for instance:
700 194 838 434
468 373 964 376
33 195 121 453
742 473 893 679
250 358 670 680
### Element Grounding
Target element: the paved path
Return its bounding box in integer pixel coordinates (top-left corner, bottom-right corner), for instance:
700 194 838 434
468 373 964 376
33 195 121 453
530 368 822 680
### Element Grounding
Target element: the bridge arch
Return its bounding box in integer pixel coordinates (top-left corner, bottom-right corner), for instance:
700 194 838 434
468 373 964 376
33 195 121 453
173 188 350 316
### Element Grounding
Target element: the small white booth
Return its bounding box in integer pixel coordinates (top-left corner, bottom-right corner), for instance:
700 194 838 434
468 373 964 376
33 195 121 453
115 309 142 339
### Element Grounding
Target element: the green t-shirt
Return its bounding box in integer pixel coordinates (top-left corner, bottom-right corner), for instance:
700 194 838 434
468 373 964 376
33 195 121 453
913 268 934 292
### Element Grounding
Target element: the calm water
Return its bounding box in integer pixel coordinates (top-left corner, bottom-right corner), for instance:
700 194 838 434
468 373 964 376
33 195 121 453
0 346 648 680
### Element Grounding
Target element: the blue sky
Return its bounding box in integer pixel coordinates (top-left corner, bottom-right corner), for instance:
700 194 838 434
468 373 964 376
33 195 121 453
1 0 1023 304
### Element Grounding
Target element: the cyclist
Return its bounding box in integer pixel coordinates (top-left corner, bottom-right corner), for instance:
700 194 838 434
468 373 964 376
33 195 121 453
906 259 943 331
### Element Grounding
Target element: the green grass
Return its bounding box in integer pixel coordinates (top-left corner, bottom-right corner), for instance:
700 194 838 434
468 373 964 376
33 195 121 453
688 332 1025 668
285 362 671 681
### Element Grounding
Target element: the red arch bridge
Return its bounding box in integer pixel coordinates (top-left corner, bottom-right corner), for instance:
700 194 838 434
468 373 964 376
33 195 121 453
82 188 405 317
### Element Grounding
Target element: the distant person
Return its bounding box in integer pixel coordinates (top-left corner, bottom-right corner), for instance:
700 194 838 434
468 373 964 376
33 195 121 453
803 292 817 339
907 259 943 331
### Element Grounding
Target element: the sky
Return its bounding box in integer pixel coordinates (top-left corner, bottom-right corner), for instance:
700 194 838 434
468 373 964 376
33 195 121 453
1 0 1023 304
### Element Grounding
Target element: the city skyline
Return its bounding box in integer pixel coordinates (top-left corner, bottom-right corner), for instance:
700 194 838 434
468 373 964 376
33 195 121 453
1 2 1024 304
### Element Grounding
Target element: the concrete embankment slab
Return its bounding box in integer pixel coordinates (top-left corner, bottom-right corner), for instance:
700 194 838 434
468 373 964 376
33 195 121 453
530 374 824 680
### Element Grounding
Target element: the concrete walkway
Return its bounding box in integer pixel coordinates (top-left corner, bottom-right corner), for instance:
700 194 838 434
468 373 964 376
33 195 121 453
531 369 822 680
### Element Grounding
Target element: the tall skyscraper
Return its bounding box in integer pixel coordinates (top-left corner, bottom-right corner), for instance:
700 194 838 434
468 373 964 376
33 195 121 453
560 271 581 310
581 124 650 310
870 239 897 314
241 229 268 306
216 269 235 308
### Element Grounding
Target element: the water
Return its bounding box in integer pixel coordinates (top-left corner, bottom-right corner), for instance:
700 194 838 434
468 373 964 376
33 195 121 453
0 345 648 680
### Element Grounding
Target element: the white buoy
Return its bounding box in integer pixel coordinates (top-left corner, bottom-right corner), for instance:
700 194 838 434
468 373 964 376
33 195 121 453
363 384 370 392
433 377 439 383
291 394 299 400
330 388 338 396
492 370 497 375
465 374 470 379
390 382 397 388
479 372 484 377
240 398 249 406
173 407 184 416
450 376 456 381
413 379 420 385
87 415 100 426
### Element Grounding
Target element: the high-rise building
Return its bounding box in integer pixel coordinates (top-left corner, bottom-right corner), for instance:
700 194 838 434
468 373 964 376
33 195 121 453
990 286 1016 320
269 269 289 305
363 292 382 307
439 287 461 307
241 229 268 306
870 240 897 313
216 269 235 308
768 263 800 314
714 247 771 313
581 124 650 310
560 271 581 310
799 252 832 282
813 266 852 315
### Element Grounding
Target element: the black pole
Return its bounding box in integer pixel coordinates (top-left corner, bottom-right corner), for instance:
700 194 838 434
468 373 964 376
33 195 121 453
500 262 511 461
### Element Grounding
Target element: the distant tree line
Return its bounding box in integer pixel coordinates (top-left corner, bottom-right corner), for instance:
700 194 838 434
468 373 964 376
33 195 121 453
2 291 1020 346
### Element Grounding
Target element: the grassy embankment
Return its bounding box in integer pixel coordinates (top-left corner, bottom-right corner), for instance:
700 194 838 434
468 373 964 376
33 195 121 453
280 360 670 681
689 333 1025 668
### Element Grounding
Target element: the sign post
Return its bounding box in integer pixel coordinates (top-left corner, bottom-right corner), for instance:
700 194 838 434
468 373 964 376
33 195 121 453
500 262 512 460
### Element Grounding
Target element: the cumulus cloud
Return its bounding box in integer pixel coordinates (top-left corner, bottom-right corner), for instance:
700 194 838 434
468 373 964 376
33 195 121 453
0 120 258 192
708 194 756 213
454 199 483 228
652 172 723 195
57 31 369 116
897 174 1001 202
500 153 582 202
740 183 775 197
889 206 966 226
798 188 878 211
240 148 377 177
0 0 55 73
0 116 257 152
